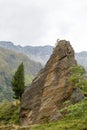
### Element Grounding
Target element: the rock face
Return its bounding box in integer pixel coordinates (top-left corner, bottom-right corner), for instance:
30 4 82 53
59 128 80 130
70 88 84 104
20 40 77 125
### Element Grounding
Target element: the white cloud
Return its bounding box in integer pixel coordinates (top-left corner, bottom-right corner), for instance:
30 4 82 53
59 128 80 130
0 0 87 52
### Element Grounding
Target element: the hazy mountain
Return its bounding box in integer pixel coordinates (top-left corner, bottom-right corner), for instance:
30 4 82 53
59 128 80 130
0 41 53 65
0 47 42 102
0 41 87 71
75 51 87 71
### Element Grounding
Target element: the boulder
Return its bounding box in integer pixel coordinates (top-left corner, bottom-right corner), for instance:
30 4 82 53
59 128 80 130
20 40 77 125
70 88 84 104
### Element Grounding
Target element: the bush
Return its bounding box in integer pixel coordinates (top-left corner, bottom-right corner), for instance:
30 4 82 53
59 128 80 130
0 102 19 125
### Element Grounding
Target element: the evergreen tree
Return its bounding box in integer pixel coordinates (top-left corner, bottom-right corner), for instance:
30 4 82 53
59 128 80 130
11 62 25 100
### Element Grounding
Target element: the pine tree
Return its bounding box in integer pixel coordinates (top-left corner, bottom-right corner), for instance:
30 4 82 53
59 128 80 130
11 62 25 100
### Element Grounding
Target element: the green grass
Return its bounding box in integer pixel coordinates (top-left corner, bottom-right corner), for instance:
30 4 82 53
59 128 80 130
0 98 87 130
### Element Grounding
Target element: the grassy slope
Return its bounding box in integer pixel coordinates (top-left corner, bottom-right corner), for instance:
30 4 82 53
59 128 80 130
0 47 42 102
0 98 87 130
31 98 87 130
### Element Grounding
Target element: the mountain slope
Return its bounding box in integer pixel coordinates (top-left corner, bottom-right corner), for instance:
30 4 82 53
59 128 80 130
0 41 53 65
0 41 87 70
0 47 42 102
0 98 87 129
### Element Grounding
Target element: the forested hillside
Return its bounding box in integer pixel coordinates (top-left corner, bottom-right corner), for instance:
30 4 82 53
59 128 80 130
0 47 42 102
0 41 53 65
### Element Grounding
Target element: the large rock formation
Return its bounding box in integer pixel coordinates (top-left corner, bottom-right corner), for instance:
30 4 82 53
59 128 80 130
20 40 78 125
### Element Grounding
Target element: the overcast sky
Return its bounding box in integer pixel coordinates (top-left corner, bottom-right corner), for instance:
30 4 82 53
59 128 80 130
0 0 87 52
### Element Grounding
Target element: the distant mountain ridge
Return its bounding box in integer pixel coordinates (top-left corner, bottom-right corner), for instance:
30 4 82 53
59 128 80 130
0 41 53 65
0 41 87 71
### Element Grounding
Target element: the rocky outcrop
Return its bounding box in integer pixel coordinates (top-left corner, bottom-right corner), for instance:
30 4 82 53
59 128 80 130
20 40 77 125
70 88 84 104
